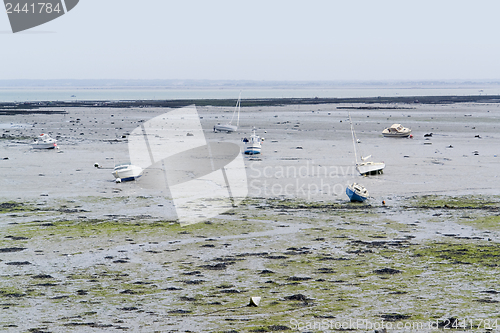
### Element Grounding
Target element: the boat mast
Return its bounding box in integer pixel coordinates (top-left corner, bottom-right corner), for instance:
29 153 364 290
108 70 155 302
236 92 241 127
230 92 241 126
349 114 359 164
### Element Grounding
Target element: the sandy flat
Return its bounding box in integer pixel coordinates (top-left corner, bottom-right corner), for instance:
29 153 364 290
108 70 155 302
1 102 499 201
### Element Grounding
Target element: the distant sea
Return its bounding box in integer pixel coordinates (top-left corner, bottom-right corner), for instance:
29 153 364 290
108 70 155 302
1 84 500 102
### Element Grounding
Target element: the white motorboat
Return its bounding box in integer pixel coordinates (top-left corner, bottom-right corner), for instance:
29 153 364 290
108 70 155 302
214 93 241 133
382 124 412 137
112 163 143 182
32 133 57 149
349 115 385 175
346 183 369 202
244 129 262 155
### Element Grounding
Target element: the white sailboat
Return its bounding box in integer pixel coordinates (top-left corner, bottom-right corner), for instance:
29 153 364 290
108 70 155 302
214 93 241 133
349 114 385 175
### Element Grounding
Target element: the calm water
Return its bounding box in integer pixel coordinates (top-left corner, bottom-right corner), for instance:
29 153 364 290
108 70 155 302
1 86 499 102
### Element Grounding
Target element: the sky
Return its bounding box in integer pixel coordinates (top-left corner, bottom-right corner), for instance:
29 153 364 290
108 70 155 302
1 0 500 81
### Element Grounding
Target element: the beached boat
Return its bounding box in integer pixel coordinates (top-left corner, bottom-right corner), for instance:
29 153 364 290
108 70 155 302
214 93 241 133
111 163 143 182
32 133 57 149
382 124 411 137
244 129 262 155
349 115 385 175
346 183 369 202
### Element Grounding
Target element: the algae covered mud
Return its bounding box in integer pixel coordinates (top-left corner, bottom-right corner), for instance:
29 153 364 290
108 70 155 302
1 100 500 332
0 195 499 332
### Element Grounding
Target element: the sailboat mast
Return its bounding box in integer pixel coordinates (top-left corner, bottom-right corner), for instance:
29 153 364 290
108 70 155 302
349 114 359 164
229 92 241 126
236 92 241 127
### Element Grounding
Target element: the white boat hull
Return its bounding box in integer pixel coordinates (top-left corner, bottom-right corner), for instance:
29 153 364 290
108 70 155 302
356 162 385 175
244 145 261 155
244 130 262 155
31 134 57 149
112 165 143 181
382 131 411 138
214 124 238 132
382 124 411 137
32 142 57 149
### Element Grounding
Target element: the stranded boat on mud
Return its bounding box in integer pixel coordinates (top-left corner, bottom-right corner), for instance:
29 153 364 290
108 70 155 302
112 163 143 182
214 93 241 133
349 114 385 175
346 183 369 202
243 128 262 155
31 133 57 149
382 124 412 138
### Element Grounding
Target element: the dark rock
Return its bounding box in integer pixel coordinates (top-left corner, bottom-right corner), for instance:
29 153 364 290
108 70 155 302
380 313 411 321
4 235 29 240
183 280 205 285
259 269 275 274
0 247 26 253
112 259 129 263
268 325 291 331
374 268 402 275
5 261 31 265
286 276 312 281
200 263 228 270
168 309 191 314
220 289 240 294
284 294 310 301
32 274 53 279
120 289 137 295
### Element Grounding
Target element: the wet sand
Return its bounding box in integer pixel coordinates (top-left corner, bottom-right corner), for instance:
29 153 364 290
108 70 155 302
1 102 500 332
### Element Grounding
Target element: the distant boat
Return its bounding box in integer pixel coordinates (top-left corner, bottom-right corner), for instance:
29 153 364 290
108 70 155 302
382 124 411 137
244 128 262 155
112 163 143 182
71 95 76 98
349 114 385 175
31 133 57 149
346 183 369 202
214 93 241 133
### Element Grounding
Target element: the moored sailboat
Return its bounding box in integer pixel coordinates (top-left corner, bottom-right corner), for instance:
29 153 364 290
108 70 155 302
349 114 385 175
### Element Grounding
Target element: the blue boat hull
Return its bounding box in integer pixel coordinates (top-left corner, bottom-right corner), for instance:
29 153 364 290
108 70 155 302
346 186 368 202
120 175 142 182
244 149 261 155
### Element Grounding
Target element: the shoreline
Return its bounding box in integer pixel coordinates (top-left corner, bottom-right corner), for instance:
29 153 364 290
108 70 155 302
2 94 500 110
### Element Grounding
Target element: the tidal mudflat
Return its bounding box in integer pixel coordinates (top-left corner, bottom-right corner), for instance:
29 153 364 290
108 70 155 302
1 101 499 332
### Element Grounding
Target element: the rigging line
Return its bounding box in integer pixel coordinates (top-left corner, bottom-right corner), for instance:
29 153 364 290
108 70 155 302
349 113 358 165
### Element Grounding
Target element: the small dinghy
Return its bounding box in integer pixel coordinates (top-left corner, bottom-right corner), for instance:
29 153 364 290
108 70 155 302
112 163 143 182
32 133 57 149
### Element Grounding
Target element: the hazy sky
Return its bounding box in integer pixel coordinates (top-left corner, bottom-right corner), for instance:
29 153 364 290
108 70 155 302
2 0 500 81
